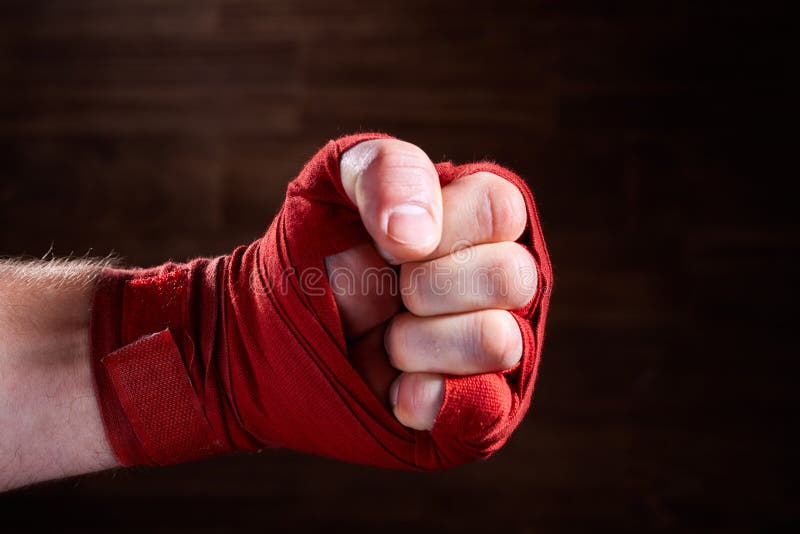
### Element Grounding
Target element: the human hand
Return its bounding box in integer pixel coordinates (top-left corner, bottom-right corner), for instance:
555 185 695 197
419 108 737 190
327 138 538 431
89 133 550 470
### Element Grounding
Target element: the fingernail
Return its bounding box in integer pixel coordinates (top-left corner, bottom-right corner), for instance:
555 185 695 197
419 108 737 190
389 376 401 408
386 203 436 248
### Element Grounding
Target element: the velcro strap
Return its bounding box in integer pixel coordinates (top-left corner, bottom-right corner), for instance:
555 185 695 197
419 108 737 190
102 329 223 465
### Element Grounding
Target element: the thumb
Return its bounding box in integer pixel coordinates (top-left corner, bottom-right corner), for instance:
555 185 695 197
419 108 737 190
340 139 443 263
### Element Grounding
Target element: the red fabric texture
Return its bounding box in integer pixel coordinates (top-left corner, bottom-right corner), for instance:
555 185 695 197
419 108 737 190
89 133 553 470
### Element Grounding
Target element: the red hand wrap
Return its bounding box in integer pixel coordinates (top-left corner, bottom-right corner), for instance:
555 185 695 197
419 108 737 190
90 133 553 470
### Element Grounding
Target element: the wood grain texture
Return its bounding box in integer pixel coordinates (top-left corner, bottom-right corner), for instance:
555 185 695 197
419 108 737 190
0 1 795 532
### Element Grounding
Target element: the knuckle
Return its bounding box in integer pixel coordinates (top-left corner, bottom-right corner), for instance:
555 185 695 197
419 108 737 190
342 139 438 211
478 311 523 369
477 173 527 242
370 139 434 180
502 243 537 308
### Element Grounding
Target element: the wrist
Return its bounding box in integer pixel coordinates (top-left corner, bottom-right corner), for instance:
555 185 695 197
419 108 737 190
0 260 118 490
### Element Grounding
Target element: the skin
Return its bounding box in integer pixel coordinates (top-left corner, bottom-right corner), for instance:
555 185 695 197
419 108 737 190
0 260 117 490
0 138 536 491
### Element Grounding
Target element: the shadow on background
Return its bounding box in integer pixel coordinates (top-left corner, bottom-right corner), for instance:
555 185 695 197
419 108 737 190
0 1 794 532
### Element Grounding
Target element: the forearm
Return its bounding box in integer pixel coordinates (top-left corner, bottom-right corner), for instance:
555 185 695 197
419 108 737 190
0 260 118 491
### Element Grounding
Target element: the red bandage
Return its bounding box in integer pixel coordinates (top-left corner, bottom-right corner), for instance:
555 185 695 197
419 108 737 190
90 133 553 470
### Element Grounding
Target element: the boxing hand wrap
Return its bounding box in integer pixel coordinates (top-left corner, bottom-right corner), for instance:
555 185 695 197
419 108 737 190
90 133 553 470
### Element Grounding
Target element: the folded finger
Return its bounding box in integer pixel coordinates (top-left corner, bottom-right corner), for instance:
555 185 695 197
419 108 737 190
399 242 537 316
385 310 522 375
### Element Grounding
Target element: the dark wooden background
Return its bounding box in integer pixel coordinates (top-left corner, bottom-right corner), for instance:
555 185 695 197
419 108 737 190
1 1 795 532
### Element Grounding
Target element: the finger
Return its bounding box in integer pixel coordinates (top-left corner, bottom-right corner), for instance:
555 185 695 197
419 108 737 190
428 172 527 260
348 322 400 408
399 242 537 317
340 139 443 263
325 243 402 340
385 310 522 375
389 372 445 431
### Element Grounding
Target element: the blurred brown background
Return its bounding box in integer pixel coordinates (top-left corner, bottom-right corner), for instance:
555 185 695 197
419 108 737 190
0 1 795 532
